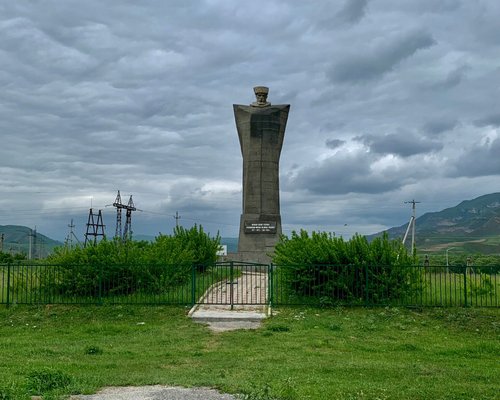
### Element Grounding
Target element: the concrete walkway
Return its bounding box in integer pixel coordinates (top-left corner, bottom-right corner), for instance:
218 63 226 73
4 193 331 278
189 271 270 332
69 385 237 399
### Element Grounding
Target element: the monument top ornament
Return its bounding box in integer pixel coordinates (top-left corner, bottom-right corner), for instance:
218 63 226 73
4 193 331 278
251 86 271 108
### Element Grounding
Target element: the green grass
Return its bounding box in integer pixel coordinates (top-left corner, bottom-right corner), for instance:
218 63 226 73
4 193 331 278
0 305 498 399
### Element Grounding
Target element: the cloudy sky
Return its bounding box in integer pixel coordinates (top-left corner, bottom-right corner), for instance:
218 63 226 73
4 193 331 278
1 0 499 242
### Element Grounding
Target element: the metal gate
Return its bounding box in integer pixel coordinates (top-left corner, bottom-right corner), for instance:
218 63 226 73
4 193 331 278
196 261 270 307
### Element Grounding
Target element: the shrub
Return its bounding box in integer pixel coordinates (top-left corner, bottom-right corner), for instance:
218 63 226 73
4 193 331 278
42 225 220 297
272 231 419 304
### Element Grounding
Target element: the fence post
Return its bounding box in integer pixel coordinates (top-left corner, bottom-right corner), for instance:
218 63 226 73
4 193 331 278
6 263 11 308
463 266 468 308
230 261 234 311
191 263 196 306
268 263 273 314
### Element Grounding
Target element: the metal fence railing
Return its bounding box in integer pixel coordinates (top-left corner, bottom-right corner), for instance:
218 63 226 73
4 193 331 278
270 264 499 308
1 262 498 307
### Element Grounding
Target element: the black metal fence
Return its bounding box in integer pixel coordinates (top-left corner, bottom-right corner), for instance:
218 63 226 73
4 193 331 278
0 262 498 307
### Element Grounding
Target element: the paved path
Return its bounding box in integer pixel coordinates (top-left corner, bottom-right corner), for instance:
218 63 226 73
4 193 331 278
190 271 270 331
69 385 237 400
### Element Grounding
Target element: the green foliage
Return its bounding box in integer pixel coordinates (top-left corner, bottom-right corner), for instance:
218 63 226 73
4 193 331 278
0 251 25 264
43 225 220 297
0 385 13 400
273 231 419 304
25 368 72 395
469 275 495 297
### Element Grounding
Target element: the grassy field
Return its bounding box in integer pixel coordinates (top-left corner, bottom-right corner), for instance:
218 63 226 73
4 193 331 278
0 305 498 399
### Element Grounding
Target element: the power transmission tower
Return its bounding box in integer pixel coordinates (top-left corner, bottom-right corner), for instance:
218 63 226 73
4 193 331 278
65 219 80 249
84 208 106 247
123 195 136 241
174 211 181 228
112 191 137 241
113 190 124 239
402 200 420 256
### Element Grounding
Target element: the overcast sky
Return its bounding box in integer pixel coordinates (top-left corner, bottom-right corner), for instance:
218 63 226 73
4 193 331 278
1 0 499 242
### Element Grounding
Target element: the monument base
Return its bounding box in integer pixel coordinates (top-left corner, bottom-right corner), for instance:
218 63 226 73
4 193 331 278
236 214 281 264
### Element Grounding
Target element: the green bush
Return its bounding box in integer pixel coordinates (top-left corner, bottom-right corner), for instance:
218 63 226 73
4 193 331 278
25 368 72 395
272 231 419 304
43 225 220 297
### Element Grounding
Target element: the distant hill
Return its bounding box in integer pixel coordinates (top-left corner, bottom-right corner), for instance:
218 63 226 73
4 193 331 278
0 225 63 258
369 193 500 254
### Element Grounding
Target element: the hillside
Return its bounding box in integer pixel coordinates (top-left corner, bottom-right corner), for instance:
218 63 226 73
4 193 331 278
370 193 500 254
0 225 63 258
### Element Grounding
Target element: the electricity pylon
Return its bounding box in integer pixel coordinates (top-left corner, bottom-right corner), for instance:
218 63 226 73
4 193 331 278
111 190 137 241
84 208 106 247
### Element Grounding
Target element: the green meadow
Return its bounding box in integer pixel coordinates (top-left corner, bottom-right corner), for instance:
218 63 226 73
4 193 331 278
0 305 498 399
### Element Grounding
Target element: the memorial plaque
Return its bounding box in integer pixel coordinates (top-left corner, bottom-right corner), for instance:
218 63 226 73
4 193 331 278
244 221 277 234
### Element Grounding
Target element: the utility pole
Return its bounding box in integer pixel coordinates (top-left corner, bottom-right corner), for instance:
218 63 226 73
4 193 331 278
28 228 37 260
33 227 37 259
174 211 181 228
403 200 420 256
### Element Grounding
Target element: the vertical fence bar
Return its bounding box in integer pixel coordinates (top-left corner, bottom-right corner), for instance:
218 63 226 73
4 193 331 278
191 263 196 306
230 261 234 310
6 263 11 308
463 267 468 308
268 263 273 313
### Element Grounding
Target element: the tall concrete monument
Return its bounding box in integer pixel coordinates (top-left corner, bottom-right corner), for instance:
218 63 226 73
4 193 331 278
234 86 290 262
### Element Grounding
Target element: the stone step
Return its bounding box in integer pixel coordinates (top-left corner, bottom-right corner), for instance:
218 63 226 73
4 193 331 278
190 309 267 323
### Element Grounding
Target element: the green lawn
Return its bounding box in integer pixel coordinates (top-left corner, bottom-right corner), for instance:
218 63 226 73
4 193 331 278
0 305 498 399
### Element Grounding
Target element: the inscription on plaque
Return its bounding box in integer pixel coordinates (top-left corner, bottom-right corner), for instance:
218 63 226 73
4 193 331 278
244 221 277 234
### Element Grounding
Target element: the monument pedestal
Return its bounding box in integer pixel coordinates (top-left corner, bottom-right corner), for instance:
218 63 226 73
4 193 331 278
236 214 282 263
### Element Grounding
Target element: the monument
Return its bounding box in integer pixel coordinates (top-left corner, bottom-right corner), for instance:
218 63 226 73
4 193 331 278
234 86 290 263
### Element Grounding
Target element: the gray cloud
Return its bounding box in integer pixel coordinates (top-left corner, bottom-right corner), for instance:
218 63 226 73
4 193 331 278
330 30 436 82
354 132 443 157
336 0 370 24
474 113 500 127
0 0 499 241
422 119 459 135
450 137 500 177
288 152 411 195
325 139 346 149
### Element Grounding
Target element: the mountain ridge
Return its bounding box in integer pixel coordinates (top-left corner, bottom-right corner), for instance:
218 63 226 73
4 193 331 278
370 193 500 254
